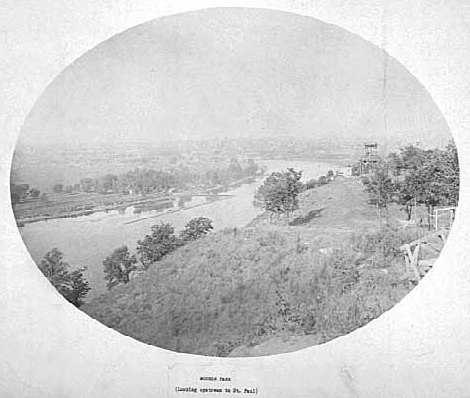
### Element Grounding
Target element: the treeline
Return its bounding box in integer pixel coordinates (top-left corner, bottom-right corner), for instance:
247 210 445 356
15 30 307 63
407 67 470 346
10 183 43 204
363 141 459 226
37 217 214 306
52 158 260 195
103 217 213 289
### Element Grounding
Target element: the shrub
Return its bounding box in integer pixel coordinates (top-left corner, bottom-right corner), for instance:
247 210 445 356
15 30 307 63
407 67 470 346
180 217 213 242
351 226 423 265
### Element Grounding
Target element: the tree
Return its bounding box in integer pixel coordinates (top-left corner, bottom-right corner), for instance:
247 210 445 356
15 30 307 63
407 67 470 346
10 192 20 205
80 178 95 193
99 174 118 194
180 217 213 242
228 158 243 176
440 140 460 206
103 246 138 289
10 183 29 203
363 165 396 227
38 248 90 307
399 145 425 171
137 222 180 268
29 188 41 199
14 183 30 197
204 169 218 185
254 168 303 219
394 180 415 221
402 161 440 229
245 158 259 176
386 152 404 177
66 268 93 306
394 141 459 228
53 183 63 193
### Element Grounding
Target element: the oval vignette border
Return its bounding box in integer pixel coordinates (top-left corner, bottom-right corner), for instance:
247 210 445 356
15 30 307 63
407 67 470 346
1 1 470 398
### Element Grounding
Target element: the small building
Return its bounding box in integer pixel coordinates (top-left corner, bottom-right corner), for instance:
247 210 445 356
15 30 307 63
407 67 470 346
339 165 353 177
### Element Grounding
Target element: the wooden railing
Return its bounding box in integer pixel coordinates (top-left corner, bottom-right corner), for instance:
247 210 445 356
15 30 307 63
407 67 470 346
399 230 447 282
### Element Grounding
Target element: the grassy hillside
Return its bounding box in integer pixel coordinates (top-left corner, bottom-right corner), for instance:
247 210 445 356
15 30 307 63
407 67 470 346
82 178 424 356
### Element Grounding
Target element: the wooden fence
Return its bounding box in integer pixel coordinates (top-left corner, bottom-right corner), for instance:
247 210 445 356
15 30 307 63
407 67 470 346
399 230 448 283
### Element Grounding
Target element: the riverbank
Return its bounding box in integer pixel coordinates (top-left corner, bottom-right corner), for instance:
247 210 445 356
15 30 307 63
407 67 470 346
14 176 259 226
14 157 342 226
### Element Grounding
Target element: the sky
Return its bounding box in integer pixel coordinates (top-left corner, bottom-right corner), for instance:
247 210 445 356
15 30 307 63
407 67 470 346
17 7 452 149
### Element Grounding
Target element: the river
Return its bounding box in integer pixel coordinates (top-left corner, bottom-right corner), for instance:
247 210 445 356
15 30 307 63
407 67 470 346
18 159 339 300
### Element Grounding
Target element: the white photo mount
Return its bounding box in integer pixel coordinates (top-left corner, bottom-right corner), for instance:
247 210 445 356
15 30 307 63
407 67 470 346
1 1 469 397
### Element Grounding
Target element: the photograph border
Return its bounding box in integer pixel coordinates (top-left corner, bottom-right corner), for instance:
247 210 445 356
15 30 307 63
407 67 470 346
1 1 470 397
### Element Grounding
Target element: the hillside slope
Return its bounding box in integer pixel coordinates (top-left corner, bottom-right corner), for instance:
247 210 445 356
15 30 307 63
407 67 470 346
82 178 419 356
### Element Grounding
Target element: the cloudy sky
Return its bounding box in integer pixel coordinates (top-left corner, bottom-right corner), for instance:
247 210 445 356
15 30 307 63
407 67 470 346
18 7 451 149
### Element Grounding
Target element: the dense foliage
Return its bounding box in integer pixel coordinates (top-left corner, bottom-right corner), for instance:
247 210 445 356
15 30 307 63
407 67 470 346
398 141 459 208
254 168 303 218
103 246 139 290
56 158 260 195
363 165 396 209
363 141 459 226
38 248 90 307
10 183 41 204
136 218 214 268
136 223 181 269
102 217 216 289
180 217 214 242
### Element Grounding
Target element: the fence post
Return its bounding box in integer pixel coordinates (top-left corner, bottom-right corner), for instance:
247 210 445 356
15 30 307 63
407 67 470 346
403 244 411 274
410 242 421 282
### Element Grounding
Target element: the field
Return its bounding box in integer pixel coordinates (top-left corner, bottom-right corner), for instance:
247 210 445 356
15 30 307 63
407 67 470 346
81 177 433 356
